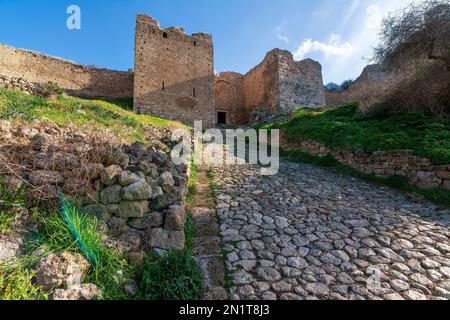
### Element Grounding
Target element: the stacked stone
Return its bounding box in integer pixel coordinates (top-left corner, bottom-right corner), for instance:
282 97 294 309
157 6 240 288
82 141 189 253
0 121 190 256
280 133 450 191
0 75 49 96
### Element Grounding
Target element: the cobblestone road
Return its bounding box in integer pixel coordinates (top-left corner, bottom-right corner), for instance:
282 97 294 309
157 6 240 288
212 160 450 300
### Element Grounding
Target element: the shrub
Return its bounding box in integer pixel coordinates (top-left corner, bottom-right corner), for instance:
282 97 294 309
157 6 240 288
43 81 64 96
0 212 14 235
0 268 48 300
137 250 204 300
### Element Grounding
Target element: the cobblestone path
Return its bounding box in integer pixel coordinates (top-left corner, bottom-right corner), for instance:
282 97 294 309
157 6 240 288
212 160 450 300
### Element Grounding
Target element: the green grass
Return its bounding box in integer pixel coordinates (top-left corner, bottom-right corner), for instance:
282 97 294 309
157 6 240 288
262 102 450 165
2 203 131 300
0 176 25 207
207 170 219 205
0 176 26 235
0 179 131 299
184 212 196 255
136 249 204 300
0 87 187 143
186 158 198 204
282 149 450 207
33 203 131 299
134 202 203 300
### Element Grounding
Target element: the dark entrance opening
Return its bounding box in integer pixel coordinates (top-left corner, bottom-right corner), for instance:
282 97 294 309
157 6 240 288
217 111 227 125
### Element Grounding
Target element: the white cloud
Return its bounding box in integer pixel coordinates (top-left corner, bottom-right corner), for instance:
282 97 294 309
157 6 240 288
274 25 289 44
293 34 353 60
303 0 426 83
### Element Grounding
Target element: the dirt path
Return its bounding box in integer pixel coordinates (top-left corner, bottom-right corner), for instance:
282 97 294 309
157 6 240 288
187 164 228 300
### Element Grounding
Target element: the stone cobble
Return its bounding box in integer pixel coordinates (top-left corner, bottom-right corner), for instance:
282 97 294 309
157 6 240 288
212 160 450 300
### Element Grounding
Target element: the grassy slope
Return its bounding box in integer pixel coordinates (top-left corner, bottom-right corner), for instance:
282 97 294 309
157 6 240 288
262 102 450 165
0 88 187 143
259 102 450 206
0 89 202 300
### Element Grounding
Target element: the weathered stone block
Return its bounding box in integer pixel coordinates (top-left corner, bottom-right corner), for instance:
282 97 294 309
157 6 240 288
118 170 141 186
100 165 122 186
147 228 185 250
121 179 152 200
83 204 110 221
116 200 149 218
100 184 122 204
437 171 450 180
108 216 129 236
164 204 186 231
128 212 164 229
158 171 175 192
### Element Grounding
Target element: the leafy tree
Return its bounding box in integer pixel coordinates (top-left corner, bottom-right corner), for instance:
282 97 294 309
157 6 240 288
373 0 450 70
340 79 354 91
324 82 342 92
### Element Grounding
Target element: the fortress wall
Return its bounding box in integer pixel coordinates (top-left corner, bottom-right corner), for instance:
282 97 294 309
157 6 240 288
0 44 133 98
278 56 326 111
215 72 246 125
216 49 326 125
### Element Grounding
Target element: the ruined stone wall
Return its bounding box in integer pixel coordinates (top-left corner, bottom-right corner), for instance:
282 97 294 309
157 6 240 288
215 72 245 125
0 44 133 98
279 56 326 111
134 15 215 127
242 50 280 116
325 64 395 107
280 134 450 191
216 49 326 125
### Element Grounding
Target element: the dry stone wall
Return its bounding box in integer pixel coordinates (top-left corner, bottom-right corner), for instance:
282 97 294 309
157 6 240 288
0 44 133 98
134 15 215 127
0 120 190 260
280 133 450 191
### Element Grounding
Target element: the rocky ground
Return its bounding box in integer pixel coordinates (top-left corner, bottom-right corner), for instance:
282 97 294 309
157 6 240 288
212 160 450 300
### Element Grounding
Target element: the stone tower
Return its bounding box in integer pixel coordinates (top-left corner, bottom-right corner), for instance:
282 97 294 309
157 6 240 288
134 14 215 127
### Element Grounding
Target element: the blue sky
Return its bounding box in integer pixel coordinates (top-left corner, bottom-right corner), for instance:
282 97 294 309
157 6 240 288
0 0 421 83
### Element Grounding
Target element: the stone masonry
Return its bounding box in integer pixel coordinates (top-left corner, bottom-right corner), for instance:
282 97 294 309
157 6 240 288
0 44 133 98
133 14 216 127
213 159 450 300
0 15 326 128
280 134 450 191
215 49 326 125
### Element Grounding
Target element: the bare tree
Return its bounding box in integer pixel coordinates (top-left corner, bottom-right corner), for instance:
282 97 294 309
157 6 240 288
373 0 450 70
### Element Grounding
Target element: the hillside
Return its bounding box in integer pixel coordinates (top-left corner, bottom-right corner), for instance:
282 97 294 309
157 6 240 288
263 102 450 165
0 87 186 143
261 102 450 206
0 88 203 300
